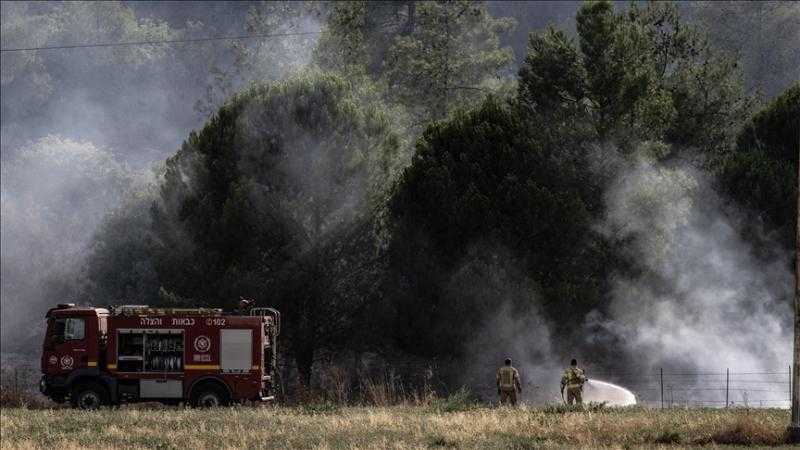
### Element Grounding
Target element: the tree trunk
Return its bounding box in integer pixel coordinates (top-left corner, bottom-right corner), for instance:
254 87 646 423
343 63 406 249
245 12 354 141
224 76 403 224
351 351 362 397
295 345 315 387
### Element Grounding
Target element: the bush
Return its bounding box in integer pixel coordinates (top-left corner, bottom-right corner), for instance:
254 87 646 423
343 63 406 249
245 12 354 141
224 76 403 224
652 430 681 444
428 387 479 413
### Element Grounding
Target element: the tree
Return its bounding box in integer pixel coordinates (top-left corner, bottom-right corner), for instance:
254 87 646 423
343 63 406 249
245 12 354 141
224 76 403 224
83 185 161 307
313 1 415 79
314 1 515 126
517 1 754 153
389 97 610 354
145 72 404 382
382 1 515 122
718 83 799 248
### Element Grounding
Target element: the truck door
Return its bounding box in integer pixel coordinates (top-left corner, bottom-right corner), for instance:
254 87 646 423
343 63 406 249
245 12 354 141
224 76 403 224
43 316 90 375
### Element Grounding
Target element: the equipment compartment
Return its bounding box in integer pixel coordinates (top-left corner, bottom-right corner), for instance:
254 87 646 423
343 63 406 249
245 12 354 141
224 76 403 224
117 329 183 372
144 331 183 372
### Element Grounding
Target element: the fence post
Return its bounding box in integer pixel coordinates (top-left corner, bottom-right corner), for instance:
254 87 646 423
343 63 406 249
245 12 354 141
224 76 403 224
660 368 664 410
725 368 729 408
669 385 673 408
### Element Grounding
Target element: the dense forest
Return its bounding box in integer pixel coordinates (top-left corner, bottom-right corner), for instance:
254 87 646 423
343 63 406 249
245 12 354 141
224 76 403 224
2 1 798 398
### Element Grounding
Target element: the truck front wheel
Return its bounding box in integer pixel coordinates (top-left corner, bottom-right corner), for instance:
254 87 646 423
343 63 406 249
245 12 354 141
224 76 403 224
71 382 108 410
190 384 229 408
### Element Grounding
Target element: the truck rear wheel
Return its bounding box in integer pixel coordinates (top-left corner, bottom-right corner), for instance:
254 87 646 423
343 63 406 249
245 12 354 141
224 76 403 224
190 383 229 408
71 382 108 410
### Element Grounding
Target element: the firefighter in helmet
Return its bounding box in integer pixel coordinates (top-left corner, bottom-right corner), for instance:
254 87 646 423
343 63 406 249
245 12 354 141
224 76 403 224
560 358 587 405
496 358 522 406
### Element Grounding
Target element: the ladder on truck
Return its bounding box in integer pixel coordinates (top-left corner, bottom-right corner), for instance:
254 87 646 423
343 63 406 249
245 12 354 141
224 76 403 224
112 305 224 316
250 307 280 336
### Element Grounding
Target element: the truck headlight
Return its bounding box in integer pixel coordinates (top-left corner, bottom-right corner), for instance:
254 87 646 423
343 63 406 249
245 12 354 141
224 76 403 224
39 377 47 394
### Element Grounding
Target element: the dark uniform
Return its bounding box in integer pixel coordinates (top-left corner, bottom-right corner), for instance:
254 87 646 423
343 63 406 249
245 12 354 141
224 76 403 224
496 363 522 405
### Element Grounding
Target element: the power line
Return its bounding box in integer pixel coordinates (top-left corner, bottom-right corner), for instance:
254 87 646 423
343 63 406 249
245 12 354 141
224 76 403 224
0 30 321 53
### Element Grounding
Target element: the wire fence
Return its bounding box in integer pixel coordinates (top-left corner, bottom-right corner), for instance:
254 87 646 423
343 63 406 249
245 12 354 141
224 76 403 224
592 367 793 408
1 354 794 409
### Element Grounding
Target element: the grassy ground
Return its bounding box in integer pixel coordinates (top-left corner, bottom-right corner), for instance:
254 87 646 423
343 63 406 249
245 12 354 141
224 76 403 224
0 405 793 449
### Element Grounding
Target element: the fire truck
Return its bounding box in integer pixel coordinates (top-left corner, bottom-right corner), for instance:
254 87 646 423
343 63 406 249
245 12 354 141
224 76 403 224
39 303 280 409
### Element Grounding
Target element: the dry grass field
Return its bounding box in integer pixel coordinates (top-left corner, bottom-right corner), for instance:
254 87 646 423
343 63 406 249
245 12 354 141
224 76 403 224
0 405 793 449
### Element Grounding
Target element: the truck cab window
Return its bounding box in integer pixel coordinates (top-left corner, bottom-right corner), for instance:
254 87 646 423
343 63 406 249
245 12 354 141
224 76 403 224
53 318 85 341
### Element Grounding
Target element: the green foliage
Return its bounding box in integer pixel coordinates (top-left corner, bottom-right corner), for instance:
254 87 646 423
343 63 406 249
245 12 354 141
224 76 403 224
427 387 479 413
718 83 799 245
389 97 611 353
393 98 593 255
517 27 586 116
737 82 800 162
382 1 515 122
84 192 160 306
518 1 753 152
314 1 515 125
158 71 399 295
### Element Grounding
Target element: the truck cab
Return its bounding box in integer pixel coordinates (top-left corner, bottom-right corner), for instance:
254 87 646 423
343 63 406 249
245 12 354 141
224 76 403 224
40 304 109 406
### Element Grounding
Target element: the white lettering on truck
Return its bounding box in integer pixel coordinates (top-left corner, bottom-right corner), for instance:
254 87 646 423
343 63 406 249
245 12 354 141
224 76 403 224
172 318 195 326
140 317 162 326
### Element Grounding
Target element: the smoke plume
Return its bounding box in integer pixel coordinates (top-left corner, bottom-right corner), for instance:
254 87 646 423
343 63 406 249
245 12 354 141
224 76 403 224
594 150 792 373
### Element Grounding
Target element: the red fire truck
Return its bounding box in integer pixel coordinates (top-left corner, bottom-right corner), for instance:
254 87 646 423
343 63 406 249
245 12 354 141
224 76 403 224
39 303 280 409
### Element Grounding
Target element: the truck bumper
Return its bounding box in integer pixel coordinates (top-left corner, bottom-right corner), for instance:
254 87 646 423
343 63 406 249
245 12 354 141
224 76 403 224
40 375 67 394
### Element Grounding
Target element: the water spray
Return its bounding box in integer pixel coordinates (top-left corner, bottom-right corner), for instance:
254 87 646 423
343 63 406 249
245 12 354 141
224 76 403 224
583 380 637 406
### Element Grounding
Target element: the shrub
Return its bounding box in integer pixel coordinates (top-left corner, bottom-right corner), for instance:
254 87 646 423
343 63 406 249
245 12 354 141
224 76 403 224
652 430 681 444
428 387 479 413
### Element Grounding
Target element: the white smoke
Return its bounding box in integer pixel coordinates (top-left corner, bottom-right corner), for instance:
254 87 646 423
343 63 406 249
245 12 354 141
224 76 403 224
592 148 792 375
0 136 140 354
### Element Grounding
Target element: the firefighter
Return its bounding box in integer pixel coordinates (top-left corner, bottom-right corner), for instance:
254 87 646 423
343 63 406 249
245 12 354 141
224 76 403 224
560 358 587 405
236 297 253 314
496 358 522 406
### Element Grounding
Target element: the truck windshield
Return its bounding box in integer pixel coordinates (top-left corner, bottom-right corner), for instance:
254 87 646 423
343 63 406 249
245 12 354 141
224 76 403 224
53 318 85 341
